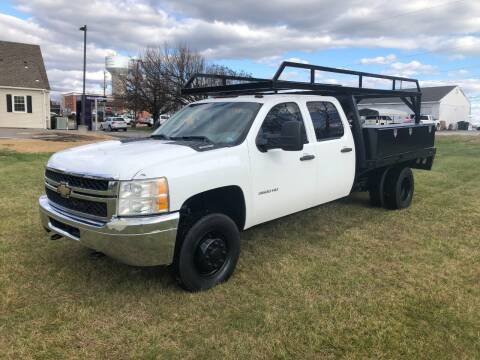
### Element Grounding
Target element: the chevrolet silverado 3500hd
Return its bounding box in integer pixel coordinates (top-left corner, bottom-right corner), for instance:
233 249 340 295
39 62 435 291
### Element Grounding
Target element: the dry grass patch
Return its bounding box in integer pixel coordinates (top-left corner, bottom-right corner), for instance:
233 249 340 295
0 132 113 153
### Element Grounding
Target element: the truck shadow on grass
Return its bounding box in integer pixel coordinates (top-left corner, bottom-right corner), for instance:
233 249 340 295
47 191 390 294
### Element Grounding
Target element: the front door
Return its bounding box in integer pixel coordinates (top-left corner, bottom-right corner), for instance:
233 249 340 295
249 102 317 225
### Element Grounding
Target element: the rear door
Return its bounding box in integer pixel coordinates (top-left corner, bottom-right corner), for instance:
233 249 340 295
302 100 356 204
248 101 317 225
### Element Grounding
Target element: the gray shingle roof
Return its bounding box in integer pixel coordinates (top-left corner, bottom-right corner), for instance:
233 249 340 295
0 40 50 90
359 85 457 104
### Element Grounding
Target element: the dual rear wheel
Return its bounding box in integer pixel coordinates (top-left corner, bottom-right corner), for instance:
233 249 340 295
369 166 414 210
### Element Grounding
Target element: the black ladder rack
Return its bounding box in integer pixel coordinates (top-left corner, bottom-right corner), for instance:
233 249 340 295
182 61 422 123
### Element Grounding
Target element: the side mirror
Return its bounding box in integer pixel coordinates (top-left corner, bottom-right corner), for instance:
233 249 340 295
280 121 304 151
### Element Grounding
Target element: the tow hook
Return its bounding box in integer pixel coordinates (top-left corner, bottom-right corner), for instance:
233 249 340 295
50 233 63 240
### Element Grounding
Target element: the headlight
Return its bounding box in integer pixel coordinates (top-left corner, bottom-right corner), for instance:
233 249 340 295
118 178 169 216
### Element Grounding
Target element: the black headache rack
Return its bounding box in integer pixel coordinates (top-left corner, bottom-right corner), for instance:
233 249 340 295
183 61 423 122
182 61 435 175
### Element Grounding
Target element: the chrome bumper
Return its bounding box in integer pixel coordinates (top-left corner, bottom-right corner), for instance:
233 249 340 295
39 195 179 266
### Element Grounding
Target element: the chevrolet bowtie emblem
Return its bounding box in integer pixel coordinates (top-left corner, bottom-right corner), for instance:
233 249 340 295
57 182 72 198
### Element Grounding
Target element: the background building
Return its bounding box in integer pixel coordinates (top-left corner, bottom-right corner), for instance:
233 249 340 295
359 86 471 129
61 92 107 115
0 40 50 129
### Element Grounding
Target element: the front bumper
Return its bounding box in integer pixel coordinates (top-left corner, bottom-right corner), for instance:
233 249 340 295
39 195 179 266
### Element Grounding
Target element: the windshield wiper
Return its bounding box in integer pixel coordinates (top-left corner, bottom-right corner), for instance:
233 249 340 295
169 135 214 143
151 134 171 140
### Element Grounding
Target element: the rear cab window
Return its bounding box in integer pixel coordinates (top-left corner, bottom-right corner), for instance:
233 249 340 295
306 101 344 141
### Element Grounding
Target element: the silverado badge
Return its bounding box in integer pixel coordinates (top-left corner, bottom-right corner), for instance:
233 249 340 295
57 182 72 198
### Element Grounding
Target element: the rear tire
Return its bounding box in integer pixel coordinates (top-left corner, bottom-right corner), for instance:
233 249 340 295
174 213 240 292
368 167 391 207
383 166 414 210
369 189 382 207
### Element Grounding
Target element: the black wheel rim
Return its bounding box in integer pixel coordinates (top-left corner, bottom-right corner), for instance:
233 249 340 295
194 232 228 276
400 177 412 202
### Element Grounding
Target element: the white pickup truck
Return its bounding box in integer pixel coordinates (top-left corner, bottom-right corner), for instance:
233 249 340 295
39 62 436 291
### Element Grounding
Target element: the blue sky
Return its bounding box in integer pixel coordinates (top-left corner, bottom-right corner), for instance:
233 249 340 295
0 1 27 19
1 0 479 117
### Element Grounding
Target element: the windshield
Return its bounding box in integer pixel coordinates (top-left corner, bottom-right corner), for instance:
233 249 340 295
152 102 262 146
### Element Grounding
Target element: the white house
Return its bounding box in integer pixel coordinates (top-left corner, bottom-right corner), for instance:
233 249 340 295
0 41 51 129
359 86 471 129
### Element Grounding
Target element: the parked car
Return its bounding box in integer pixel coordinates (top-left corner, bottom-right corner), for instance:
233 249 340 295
100 117 128 131
359 108 409 125
39 62 436 292
410 114 440 129
364 115 395 126
119 115 134 125
137 117 154 127
159 114 170 125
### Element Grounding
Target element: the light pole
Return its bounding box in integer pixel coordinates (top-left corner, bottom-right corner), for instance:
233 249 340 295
79 25 87 130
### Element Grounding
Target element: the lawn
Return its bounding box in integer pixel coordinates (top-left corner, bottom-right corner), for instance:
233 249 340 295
0 136 479 359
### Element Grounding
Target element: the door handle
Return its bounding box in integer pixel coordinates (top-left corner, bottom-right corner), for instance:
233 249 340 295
341 147 353 153
300 154 315 161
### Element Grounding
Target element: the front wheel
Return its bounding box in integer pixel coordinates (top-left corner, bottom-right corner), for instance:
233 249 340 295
174 213 240 292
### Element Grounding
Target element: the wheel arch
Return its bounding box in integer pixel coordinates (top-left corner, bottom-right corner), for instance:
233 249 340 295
178 185 247 231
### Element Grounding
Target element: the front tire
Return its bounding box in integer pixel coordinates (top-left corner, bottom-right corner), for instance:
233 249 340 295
174 213 240 292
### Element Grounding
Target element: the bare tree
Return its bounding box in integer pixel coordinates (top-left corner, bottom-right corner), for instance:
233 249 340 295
121 43 250 123
122 59 143 127
161 43 206 110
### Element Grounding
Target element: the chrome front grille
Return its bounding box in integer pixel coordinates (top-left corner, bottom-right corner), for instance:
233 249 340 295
45 169 110 191
44 168 118 221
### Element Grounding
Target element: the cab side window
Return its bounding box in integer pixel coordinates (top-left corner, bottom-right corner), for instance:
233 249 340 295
259 102 308 144
306 102 344 141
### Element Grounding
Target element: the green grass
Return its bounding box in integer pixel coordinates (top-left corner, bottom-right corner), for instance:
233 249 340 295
128 125 154 132
1 136 479 359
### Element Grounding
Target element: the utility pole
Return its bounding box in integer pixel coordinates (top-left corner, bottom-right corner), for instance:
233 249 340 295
79 25 87 129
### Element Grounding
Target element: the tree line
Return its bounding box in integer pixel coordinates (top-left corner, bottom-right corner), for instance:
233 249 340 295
121 44 250 123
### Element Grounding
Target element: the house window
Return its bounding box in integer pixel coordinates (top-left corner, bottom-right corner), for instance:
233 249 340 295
13 96 26 112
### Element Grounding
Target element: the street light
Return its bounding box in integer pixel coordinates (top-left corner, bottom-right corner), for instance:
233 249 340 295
79 25 87 129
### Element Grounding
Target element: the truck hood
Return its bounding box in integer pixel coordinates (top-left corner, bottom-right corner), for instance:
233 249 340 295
47 139 197 180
